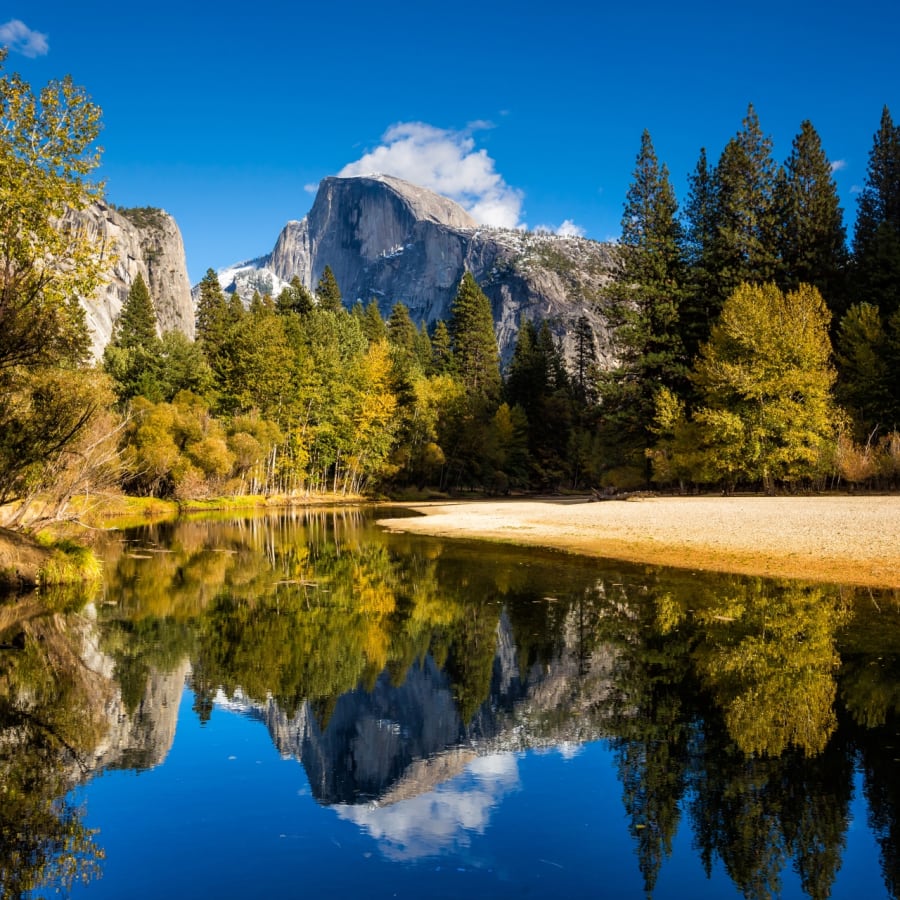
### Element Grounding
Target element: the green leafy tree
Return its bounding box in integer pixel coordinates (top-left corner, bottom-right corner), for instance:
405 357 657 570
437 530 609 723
315 264 343 312
851 106 900 318
157 330 216 403
0 53 109 507
0 50 103 375
654 283 839 491
387 302 419 365
774 120 848 312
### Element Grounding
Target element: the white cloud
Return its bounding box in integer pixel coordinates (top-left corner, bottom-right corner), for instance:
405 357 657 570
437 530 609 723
333 752 520 861
303 182 319 194
0 19 48 57
535 219 586 238
338 121 524 229
830 159 847 173
850 184 863 194
556 219 586 238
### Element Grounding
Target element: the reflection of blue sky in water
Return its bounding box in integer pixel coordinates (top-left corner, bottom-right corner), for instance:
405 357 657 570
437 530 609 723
334 752 521 861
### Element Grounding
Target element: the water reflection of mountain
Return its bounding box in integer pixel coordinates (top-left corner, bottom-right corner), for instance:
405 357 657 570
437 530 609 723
221 608 619 805
78 605 189 775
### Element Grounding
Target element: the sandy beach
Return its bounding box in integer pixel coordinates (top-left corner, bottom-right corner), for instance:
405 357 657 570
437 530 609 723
378 495 900 588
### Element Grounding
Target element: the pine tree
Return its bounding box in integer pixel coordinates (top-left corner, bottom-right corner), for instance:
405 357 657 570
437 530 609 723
102 273 163 402
315 265 343 312
852 106 900 317
195 268 229 351
774 120 847 312
362 299 388 343
834 303 890 434
111 273 158 350
682 147 719 359
387 302 418 360
429 320 454 375
449 272 501 407
613 129 686 391
709 104 779 294
572 313 598 404
276 275 314 317
601 131 686 480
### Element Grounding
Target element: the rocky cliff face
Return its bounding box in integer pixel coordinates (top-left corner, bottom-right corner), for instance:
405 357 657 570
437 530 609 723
65 201 195 357
218 175 618 365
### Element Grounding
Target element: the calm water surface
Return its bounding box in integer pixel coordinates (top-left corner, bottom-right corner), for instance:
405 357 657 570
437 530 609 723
2 507 899 899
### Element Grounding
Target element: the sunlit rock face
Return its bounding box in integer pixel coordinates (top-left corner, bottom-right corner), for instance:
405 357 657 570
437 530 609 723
216 175 619 365
65 201 195 357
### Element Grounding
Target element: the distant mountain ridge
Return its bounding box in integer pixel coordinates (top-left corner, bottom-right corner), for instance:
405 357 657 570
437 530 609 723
211 174 618 364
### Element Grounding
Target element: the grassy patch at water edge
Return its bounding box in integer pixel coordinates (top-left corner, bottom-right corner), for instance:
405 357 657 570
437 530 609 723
34 535 103 586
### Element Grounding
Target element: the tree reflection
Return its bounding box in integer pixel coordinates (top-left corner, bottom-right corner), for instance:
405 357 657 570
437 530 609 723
78 514 900 899
691 578 848 758
0 598 106 898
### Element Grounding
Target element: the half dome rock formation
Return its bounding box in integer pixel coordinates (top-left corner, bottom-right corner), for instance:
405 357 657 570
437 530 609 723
66 201 195 357
216 174 618 365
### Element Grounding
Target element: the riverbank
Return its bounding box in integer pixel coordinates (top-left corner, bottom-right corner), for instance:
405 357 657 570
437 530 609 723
377 495 900 589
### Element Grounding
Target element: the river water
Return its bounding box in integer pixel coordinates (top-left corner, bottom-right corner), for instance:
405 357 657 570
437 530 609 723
1 508 898 898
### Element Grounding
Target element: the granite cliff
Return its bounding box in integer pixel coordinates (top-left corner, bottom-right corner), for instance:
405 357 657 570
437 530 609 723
66 201 195 357
217 175 618 364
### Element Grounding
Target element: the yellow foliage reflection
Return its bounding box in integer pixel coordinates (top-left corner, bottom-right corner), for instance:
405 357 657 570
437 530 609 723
692 578 848 756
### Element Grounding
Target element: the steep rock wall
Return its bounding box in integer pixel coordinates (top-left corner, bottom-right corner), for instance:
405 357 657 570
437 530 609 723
65 201 194 357
221 175 618 366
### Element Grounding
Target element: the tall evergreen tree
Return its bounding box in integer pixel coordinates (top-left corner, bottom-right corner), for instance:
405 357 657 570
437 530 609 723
276 275 314 317
571 313 598 404
851 106 900 317
613 129 686 389
601 131 686 481
111 273 158 351
774 120 848 312
315 265 343 312
387 302 418 360
449 272 501 407
102 273 163 402
834 303 891 435
362 299 388 343
195 268 229 351
681 147 719 360
429 320 454 375
709 104 780 294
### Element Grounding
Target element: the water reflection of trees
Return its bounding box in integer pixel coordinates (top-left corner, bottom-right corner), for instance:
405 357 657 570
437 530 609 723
0 598 106 898
8 511 900 899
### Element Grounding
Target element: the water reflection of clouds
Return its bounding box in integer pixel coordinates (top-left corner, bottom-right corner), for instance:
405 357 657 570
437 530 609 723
334 752 520 861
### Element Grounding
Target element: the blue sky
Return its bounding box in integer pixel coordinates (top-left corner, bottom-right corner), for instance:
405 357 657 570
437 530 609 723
6 1 900 282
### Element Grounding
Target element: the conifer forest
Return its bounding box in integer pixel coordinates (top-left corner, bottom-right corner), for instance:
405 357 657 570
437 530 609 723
4 46 900 515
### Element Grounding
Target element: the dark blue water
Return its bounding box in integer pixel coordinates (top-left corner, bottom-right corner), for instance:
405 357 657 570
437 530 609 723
2 509 897 899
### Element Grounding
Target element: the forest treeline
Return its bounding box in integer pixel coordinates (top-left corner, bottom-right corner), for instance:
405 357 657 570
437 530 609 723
3 46 900 519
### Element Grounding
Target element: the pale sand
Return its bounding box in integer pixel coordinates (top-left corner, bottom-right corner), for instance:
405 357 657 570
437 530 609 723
378 495 900 588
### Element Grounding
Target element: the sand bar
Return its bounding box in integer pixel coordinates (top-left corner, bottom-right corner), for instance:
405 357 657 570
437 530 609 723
378 495 900 588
